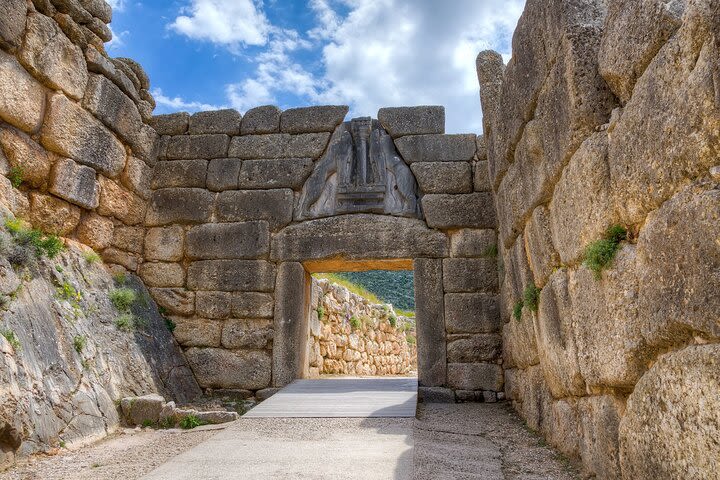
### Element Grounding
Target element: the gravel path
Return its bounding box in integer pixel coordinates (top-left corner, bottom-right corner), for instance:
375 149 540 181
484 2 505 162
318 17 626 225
1 402 579 479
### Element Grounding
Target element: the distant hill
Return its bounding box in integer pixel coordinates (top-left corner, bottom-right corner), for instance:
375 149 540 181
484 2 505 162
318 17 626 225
333 270 415 312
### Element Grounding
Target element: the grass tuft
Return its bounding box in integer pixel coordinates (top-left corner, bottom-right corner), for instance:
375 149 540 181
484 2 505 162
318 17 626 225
8 166 23 189
179 414 205 430
316 305 325 319
349 315 361 330
114 313 135 332
523 282 541 312
73 335 86 353
165 317 176 332
83 251 101 264
583 225 628 279
406 334 416 345
1 329 21 350
389 314 397 328
110 288 136 312
513 301 524 321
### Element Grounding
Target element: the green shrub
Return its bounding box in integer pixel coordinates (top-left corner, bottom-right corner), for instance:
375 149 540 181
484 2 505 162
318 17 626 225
141 419 154 428
583 225 628 279
523 282 541 312
110 288 136 312
513 301 524 321
73 335 86 353
112 272 127 285
114 314 135 332
8 167 23 189
179 414 204 430
4 219 64 259
389 314 397 328
165 318 176 332
83 251 101 264
1 329 20 350
316 306 325 319
349 316 361 330
406 335 416 345
57 281 81 302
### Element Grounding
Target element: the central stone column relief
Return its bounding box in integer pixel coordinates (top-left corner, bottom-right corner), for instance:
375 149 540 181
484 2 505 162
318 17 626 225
297 117 420 220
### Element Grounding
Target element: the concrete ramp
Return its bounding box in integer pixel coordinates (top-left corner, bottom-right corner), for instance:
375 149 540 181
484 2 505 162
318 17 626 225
243 377 418 418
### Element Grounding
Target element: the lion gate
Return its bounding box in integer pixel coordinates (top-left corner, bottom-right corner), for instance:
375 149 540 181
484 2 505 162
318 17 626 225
144 105 502 401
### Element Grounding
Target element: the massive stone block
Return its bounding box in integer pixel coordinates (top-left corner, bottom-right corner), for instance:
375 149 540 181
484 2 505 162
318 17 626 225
523 205 559 288
271 215 448 262
619 345 720 479
185 347 271 390
28 192 80 235
144 226 184 262
145 188 215 226
120 156 153 200
165 134 230 160
395 134 476 163
501 310 539 369
49 157 99 210
377 106 445 138
579 395 625 479
149 288 195 316
139 262 185 288
447 363 503 391
172 317 222 348
229 133 330 159
19 13 88 100
0 51 46 133
151 112 189 136
241 105 280 135
186 222 270 260
188 109 242 135
232 292 274 319
414 258 446 387
152 160 208 189
280 106 348 134
422 193 496 230
41 94 126 178
195 291 231 319
598 0 685 104
0 0 27 51
449 229 496 258
446 334 502 363
410 162 472 194
272 262 309 386
442 258 498 293
112 226 144 253
186 260 276 292
97 176 145 225
222 319 273 349
206 158 242 191
0 126 55 190
216 189 293 231
237 158 314 190
444 293 501 334
76 212 113 250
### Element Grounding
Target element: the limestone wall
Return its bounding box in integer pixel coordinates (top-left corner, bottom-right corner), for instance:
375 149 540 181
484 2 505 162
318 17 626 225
477 0 720 477
144 105 503 400
307 278 417 377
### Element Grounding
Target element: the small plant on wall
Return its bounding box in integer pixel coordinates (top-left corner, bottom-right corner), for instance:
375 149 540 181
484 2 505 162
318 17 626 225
583 225 627 279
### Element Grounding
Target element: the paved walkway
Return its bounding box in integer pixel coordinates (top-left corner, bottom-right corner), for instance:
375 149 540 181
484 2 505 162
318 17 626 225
243 377 418 418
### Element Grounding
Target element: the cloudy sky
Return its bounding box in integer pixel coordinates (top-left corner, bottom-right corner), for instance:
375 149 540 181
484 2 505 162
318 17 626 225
107 0 525 133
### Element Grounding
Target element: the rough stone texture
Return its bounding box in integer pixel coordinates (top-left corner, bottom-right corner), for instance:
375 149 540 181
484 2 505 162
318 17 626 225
145 188 215 226
473 161 491 192
0 51 46 133
76 212 113 250
186 260 276 292
0 126 55 189
139 262 185 288
232 292 274 319
241 105 280 135
151 113 189 136
97 176 145 225
619 345 720 479
422 193 496 230
166 134 230 160
237 158 314 190
186 222 270 260
152 160 208 189
121 156 153 200
185 348 271 390
0 0 27 51
188 109 242 135
447 363 503 392
280 106 348 134
149 288 195 316
195 291 231 320
222 319 273 350
414 258 446 388
446 334 502 363
410 162 472 194
272 262 309 387
49 157 99 210
216 189 293 231
41 94 126 178
28 192 80 235
19 13 88 100
395 134 476 163
120 394 165 426
229 133 331 160
172 317 222 348
377 106 445 138
449 229 496 258
112 226 144 254
598 0 686 104
272 215 448 262
523 205 559 288
442 258 498 293
579 395 625 479
206 158 241 191
444 293 501 334
144 226 184 262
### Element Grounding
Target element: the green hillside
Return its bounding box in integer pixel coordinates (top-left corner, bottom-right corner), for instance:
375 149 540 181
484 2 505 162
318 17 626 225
332 270 415 312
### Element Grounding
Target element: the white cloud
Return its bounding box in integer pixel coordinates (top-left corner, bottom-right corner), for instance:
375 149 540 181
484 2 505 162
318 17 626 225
169 0 271 49
106 25 129 50
106 0 125 11
151 88 224 112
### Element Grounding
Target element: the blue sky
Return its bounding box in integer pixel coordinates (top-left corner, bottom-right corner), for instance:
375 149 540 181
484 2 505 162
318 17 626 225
106 0 525 133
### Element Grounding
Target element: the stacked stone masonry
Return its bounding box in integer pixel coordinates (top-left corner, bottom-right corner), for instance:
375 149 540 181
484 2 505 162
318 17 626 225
307 278 417 377
477 0 720 478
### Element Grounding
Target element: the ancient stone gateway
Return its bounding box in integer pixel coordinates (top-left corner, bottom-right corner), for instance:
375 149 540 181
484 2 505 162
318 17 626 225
147 106 502 400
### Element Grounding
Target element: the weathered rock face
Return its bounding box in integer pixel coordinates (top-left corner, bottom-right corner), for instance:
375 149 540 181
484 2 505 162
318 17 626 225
306 279 417 377
478 0 720 478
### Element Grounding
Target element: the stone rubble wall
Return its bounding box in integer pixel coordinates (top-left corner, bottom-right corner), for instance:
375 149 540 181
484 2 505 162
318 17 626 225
306 278 417 377
0 0 158 274
477 0 719 478
145 105 504 400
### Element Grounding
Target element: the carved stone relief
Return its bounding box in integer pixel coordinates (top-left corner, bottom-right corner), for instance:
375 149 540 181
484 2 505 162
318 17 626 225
296 117 421 220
